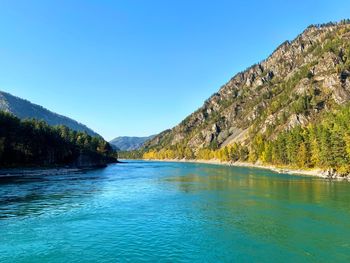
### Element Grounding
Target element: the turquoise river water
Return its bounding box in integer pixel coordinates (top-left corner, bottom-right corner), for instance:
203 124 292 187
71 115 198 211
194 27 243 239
0 161 350 262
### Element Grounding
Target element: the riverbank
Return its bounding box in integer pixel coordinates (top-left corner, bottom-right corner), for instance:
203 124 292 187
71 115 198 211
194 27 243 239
132 158 348 180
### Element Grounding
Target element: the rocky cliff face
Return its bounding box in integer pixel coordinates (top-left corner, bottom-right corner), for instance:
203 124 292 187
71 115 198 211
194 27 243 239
144 21 350 152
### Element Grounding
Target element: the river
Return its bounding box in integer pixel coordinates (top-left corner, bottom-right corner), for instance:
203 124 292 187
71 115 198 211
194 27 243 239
0 161 349 262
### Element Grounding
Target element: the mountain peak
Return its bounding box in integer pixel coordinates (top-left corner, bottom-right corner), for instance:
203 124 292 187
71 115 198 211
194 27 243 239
143 21 350 152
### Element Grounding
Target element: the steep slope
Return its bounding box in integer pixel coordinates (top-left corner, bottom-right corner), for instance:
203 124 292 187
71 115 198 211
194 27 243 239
0 91 100 137
0 111 116 168
110 135 155 151
144 21 350 153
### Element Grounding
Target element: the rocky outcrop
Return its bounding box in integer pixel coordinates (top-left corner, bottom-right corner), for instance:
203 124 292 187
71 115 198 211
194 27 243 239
144 21 350 153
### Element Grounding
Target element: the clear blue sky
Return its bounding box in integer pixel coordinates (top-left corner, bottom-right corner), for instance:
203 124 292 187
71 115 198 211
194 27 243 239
0 0 349 140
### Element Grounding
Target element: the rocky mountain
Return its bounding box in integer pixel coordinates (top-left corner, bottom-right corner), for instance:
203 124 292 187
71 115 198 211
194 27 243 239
110 135 155 151
143 21 350 153
0 91 100 137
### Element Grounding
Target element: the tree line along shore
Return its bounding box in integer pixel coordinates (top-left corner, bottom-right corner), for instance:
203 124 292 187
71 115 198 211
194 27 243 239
0 111 117 168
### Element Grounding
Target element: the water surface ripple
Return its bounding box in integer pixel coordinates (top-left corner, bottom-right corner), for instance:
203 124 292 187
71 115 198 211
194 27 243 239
1 161 350 262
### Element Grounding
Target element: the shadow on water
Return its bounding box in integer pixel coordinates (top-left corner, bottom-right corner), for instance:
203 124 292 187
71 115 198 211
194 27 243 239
0 167 109 219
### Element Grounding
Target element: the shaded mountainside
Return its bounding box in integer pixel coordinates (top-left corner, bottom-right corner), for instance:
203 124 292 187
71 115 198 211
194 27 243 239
0 112 116 168
0 91 100 137
141 20 350 176
110 135 155 151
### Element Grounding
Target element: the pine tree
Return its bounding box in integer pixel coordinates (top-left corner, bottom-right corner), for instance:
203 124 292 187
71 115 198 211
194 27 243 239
297 142 308 168
261 142 272 164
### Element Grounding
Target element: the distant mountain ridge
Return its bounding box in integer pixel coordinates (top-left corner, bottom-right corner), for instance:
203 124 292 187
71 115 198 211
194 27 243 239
0 90 100 137
110 135 155 151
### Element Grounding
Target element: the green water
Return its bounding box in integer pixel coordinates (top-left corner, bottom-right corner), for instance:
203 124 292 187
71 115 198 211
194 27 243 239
0 161 350 262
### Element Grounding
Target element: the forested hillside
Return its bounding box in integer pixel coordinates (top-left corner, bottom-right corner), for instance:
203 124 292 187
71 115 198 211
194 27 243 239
0 91 100 137
0 111 115 167
138 20 350 176
143 104 350 175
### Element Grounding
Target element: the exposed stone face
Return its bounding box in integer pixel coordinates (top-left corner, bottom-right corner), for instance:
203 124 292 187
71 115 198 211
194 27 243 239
295 78 311 95
322 73 350 104
286 114 309 130
313 52 340 75
144 22 350 152
188 133 204 148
